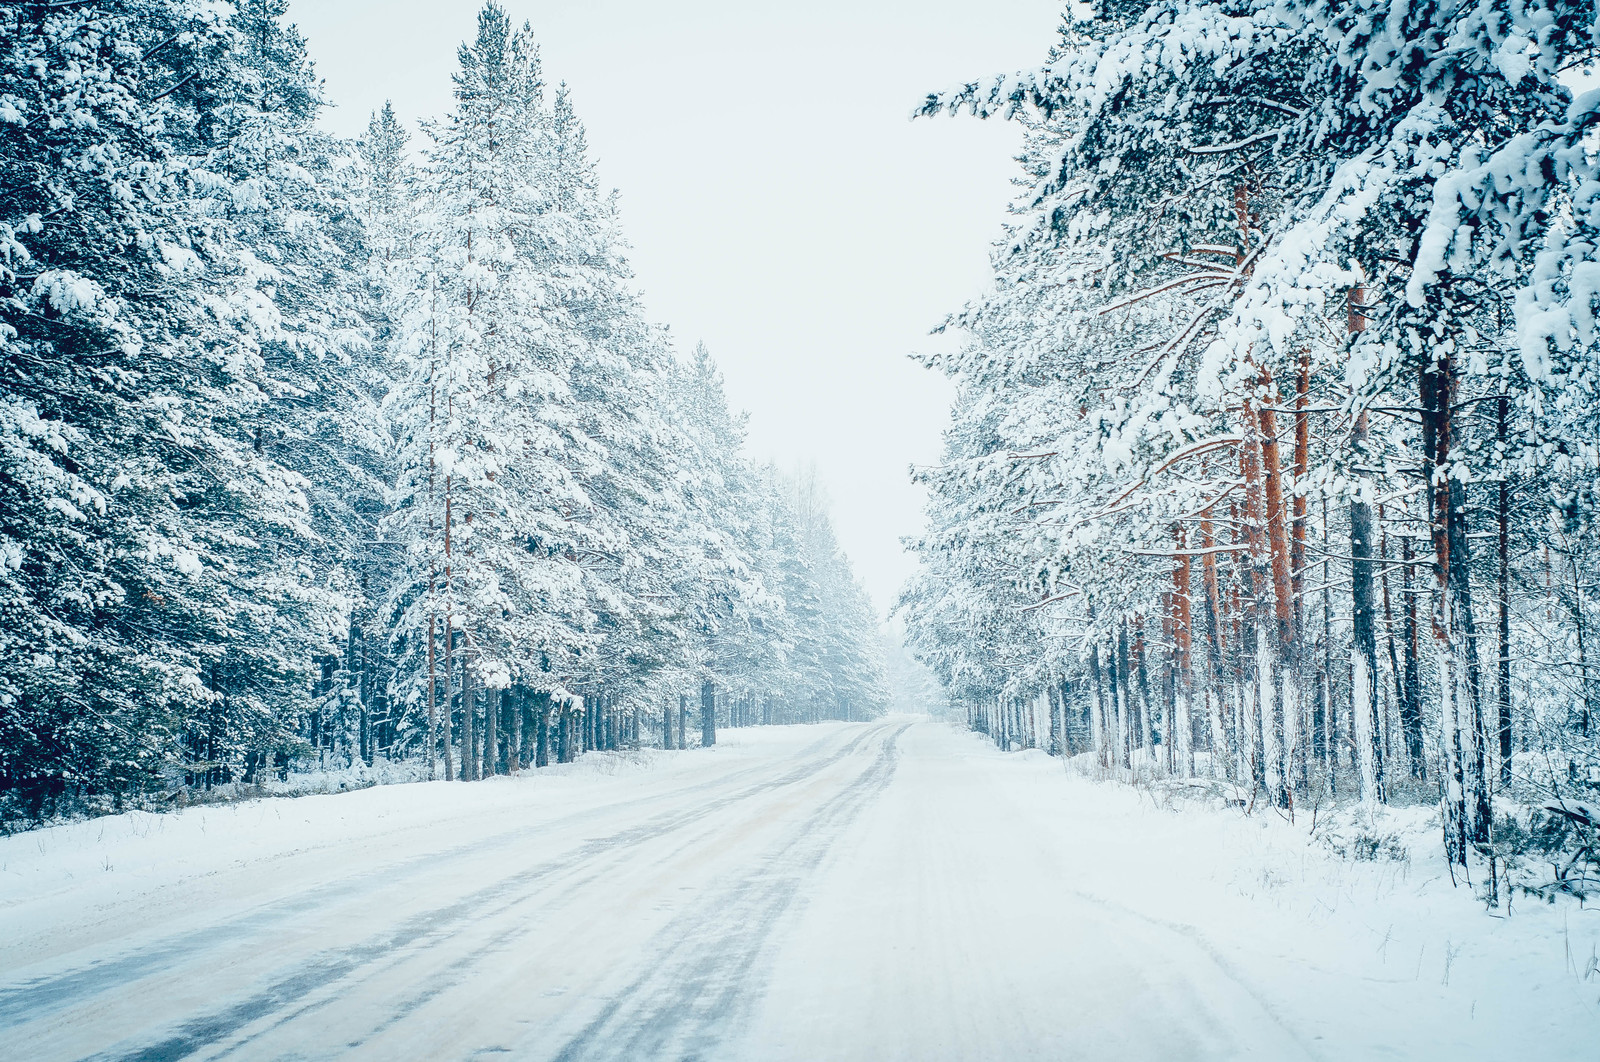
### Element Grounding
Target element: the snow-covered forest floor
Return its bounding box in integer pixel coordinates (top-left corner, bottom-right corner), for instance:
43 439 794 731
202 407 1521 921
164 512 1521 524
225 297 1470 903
0 719 1593 1061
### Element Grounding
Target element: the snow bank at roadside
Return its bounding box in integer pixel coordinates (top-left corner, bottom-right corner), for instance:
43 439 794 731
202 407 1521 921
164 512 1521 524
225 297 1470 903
980 733 1600 1060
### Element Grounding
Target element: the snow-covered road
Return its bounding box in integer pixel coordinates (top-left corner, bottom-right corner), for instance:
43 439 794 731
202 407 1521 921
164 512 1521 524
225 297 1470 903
1 720 1594 1061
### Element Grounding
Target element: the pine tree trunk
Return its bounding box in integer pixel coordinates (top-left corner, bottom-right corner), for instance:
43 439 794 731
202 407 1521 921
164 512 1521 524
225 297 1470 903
1199 514 1229 778
1291 352 1311 627
509 687 523 773
1159 602 1174 772
1350 410 1386 803
1254 370 1300 802
426 299 442 781
483 686 498 778
1134 618 1155 762
701 681 716 747
1422 352 1466 864
1319 496 1338 777
1291 351 1313 783
442 626 455 782
1173 530 1195 776
426 614 438 781
1422 354 1483 863
1241 411 1282 803
1255 619 1279 801
534 697 550 767
1047 682 1063 756
523 689 536 769
461 663 477 782
1115 626 1132 771
1211 505 1241 780
1399 531 1425 776
1572 554 1593 736
1497 396 1513 786
1379 510 1400 712
1089 643 1107 768
1448 475 1492 841
358 670 370 768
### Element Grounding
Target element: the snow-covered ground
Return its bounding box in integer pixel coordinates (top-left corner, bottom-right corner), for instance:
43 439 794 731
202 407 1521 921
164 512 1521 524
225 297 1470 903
0 719 1595 1060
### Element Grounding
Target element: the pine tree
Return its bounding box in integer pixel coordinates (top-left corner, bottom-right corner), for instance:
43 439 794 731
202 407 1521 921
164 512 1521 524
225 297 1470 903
0 0 345 816
182 0 397 772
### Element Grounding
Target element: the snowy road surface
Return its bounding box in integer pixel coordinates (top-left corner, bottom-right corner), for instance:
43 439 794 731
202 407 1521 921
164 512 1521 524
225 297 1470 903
1 719 1595 1061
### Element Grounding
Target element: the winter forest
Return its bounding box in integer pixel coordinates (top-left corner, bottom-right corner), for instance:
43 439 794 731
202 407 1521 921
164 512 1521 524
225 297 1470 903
0 1 887 829
899 0 1600 903
3 0 1600 1059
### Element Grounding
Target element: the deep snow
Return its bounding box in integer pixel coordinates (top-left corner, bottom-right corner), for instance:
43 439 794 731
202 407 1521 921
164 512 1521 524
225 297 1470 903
0 719 1595 1060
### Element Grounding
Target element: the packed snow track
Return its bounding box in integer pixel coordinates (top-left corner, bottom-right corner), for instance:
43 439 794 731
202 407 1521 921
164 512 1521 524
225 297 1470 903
0 721 1585 1060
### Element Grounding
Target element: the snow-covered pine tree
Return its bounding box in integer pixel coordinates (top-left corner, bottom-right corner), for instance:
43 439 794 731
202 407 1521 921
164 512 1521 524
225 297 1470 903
781 469 887 722
665 343 765 745
176 0 398 774
0 0 225 819
0 0 371 817
540 82 687 748
385 5 598 778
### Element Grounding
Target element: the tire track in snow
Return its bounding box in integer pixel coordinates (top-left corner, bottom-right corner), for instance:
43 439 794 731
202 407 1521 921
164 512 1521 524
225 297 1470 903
46 725 887 1062
547 722 910 1062
0 725 866 1032
194 731 890 1060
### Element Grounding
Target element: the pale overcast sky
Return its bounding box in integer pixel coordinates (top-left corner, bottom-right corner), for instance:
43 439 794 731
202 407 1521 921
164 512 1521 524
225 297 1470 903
289 0 1063 616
